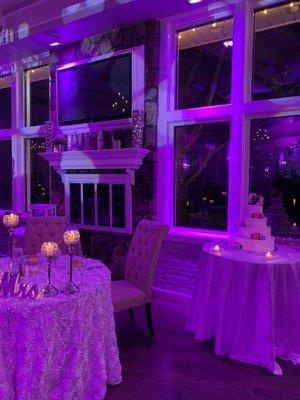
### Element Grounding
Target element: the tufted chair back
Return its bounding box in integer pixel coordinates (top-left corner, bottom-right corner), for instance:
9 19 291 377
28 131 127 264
125 220 169 298
24 217 68 255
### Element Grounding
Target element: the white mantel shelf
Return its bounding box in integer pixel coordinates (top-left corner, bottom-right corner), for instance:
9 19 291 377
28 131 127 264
40 148 149 184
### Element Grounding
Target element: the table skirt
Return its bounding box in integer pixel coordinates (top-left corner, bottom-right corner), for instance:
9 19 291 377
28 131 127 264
187 248 300 375
0 263 122 399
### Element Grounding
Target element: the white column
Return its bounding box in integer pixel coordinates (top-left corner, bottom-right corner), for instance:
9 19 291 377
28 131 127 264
11 65 26 214
227 0 253 235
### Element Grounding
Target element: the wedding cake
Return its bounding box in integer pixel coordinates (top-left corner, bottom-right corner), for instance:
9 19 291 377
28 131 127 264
235 193 275 252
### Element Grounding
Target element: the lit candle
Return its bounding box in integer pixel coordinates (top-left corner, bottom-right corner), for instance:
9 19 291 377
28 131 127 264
265 251 272 260
3 213 19 228
41 242 59 258
212 244 220 252
63 229 80 246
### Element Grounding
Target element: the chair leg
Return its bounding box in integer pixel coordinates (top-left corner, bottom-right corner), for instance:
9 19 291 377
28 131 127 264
145 303 155 338
128 308 135 322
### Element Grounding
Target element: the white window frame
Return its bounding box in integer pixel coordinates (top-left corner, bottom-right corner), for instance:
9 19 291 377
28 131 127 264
64 173 132 233
157 0 300 240
24 65 50 128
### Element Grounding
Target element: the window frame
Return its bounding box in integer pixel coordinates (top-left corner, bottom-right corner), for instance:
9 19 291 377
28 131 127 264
64 173 132 234
157 0 300 239
24 64 50 128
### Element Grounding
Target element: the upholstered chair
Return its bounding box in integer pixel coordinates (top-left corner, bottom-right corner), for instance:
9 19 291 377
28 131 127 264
24 217 68 255
111 220 169 337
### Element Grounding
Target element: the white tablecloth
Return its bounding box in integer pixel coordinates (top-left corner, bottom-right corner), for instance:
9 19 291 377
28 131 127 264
187 243 300 375
0 256 122 399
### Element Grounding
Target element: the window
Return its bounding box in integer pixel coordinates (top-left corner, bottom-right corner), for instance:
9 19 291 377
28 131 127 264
175 122 230 230
0 140 12 209
25 65 50 126
65 174 132 233
177 18 233 109
0 75 12 129
24 137 50 209
253 2 300 100
57 54 132 125
250 115 300 238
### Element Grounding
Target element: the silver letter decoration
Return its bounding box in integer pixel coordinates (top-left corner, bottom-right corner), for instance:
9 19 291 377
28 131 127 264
0 273 39 299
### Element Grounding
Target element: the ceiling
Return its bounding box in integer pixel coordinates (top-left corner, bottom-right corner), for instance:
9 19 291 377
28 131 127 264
0 0 37 13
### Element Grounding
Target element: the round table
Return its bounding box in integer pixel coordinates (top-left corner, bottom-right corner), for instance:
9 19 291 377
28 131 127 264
0 256 122 400
187 242 300 375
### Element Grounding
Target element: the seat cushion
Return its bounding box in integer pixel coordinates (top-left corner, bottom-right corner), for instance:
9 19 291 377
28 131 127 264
111 280 148 313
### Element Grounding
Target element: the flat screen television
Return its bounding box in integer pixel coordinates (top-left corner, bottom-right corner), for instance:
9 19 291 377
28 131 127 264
57 53 132 125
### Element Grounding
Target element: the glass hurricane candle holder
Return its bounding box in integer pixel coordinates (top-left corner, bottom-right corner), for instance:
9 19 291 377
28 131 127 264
212 244 220 252
3 213 19 273
40 242 59 297
63 229 80 294
265 251 272 260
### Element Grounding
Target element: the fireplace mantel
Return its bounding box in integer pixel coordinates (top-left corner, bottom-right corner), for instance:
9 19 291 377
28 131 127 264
40 148 149 184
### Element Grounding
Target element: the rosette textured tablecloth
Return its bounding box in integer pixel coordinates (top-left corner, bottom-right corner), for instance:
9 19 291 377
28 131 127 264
0 257 122 400
187 243 300 375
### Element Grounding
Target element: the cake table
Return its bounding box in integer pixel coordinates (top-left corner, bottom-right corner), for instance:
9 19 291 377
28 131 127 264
187 242 300 375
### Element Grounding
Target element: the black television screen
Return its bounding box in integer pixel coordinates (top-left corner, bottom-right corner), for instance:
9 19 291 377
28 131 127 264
58 53 132 125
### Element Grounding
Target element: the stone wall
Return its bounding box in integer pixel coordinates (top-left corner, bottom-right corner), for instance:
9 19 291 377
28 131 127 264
48 20 160 276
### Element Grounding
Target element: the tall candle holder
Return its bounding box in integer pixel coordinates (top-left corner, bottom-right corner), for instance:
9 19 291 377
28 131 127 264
40 242 59 297
3 213 19 274
63 229 80 294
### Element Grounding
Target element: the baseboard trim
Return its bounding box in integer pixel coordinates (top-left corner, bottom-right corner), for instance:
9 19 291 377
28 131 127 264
153 287 191 306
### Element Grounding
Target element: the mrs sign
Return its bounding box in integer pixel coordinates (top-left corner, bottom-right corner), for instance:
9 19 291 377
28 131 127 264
0 273 39 299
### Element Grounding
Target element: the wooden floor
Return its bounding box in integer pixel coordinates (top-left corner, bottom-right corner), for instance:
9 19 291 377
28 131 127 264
107 296 300 400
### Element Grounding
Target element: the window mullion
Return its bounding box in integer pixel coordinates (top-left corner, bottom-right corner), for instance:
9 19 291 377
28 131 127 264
228 0 253 235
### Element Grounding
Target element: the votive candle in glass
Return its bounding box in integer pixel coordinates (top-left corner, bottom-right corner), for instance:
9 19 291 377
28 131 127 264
212 244 220 252
265 251 272 260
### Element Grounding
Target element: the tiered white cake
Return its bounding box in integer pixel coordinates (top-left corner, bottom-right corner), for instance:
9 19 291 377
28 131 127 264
235 194 275 252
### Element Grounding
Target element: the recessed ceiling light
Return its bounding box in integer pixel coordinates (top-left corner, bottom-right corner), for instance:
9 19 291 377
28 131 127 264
49 32 60 47
50 41 60 47
188 0 202 4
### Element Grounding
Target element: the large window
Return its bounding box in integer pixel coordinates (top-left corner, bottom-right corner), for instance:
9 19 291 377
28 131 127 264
24 137 50 209
159 1 300 237
250 115 300 238
25 65 50 126
175 122 229 230
0 140 12 209
177 18 233 109
0 75 12 129
253 2 300 101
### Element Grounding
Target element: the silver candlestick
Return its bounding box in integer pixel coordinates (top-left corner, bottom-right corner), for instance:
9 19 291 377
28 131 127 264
40 242 59 297
63 229 80 294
